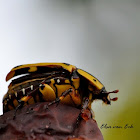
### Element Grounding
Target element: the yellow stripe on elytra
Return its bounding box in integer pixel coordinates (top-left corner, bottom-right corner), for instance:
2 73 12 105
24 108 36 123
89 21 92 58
77 69 104 90
11 63 76 72
28 66 37 72
6 63 76 81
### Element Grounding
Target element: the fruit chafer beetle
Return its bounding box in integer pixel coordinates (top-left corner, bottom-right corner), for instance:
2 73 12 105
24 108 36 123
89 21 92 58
3 63 119 115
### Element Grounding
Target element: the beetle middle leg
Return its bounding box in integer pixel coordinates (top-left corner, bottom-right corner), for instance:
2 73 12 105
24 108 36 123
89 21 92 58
48 88 73 106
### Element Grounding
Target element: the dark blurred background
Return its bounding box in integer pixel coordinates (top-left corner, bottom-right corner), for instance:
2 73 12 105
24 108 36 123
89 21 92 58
0 0 139 139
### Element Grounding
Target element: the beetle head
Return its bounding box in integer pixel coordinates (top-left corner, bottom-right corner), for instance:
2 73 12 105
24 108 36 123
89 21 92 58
99 88 119 104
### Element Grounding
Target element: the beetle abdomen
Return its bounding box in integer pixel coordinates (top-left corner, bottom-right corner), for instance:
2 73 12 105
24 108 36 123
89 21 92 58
3 75 81 113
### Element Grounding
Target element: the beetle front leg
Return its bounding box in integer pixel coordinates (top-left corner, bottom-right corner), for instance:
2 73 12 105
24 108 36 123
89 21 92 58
76 97 92 126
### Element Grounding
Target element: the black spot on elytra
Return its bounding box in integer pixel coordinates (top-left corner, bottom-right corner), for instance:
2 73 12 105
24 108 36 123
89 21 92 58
93 79 96 82
13 65 22 68
63 63 70 66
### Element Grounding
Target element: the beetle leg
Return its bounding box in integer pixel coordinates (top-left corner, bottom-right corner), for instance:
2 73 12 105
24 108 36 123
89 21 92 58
76 97 92 126
13 100 24 119
13 87 39 119
48 88 73 106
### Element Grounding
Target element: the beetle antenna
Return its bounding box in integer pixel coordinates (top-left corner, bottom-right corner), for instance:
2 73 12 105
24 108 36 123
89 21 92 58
102 90 119 102
110 97 118 101
103 89 119 94
108 90 119 102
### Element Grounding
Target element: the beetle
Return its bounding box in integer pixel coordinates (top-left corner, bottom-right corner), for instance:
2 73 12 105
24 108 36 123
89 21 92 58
3 63 118 117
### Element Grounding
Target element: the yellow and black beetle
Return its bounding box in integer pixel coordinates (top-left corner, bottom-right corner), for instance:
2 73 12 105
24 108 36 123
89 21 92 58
3 63 118 114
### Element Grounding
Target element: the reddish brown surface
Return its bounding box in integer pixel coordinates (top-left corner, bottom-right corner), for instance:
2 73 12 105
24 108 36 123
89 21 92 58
0 102 104 140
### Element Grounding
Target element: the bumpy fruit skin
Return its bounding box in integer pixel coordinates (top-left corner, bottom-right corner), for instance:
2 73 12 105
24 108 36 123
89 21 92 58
0 102 104 140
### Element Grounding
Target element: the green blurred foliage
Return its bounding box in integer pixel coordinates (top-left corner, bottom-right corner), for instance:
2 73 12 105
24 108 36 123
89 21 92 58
93 73 140 140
